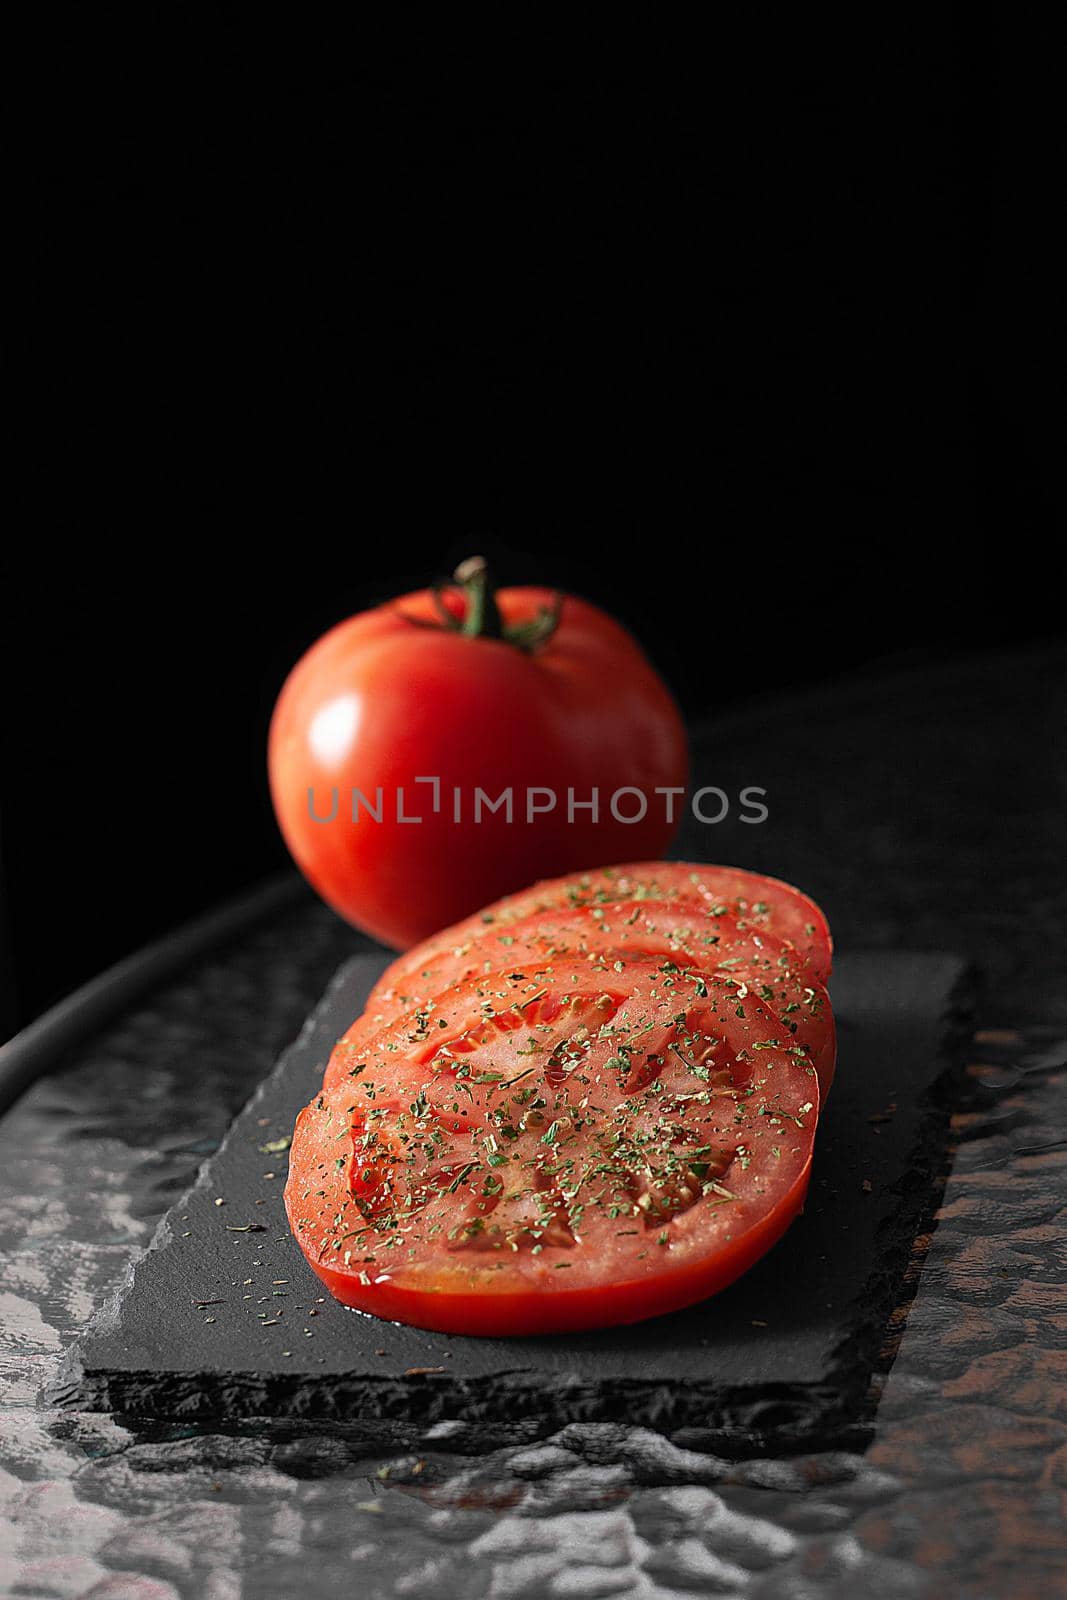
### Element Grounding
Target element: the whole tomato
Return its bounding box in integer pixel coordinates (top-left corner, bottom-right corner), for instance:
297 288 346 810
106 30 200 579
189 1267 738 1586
268 558 688 948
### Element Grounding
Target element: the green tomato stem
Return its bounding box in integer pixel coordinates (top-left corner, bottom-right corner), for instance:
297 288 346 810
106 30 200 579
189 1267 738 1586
412 556 563 653
454 556 504 640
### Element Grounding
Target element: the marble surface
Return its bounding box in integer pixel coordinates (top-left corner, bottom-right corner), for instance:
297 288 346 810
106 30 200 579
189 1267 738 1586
2 645 1065 1598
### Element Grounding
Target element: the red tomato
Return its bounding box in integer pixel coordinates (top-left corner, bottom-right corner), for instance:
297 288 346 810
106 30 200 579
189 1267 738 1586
350 896 835 1099
285 962 819 1334
378 861 834 995
268 562 688 948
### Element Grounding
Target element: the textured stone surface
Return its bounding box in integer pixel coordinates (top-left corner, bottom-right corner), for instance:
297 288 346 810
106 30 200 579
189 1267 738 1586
2 646 1066 1597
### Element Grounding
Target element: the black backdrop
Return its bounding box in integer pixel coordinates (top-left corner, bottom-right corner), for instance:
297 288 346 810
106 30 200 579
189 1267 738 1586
3 17 1061 1036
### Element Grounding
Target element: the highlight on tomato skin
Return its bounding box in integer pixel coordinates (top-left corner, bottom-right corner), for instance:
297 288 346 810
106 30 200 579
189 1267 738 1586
284 943 825 1337
267 560 689 950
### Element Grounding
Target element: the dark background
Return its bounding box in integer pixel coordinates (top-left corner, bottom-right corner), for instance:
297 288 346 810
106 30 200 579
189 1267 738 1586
3 16 1061 1038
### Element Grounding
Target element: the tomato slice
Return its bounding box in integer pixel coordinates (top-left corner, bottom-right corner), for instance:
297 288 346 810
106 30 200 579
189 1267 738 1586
322 964 639 1093
365 897 835 1099
286 962 819 1334
377 862 833 1001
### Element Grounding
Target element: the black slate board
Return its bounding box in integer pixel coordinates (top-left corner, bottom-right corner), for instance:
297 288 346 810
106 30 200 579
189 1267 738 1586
49 950 974 1451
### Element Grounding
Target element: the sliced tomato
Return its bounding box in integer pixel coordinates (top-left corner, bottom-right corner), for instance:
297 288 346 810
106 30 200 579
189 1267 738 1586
321 964 640 1093
366 896 835 1099
377 862 833 1003
286 962 819 1335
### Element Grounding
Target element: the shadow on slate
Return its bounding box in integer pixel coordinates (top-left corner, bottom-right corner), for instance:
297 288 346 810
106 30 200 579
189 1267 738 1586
46 950 976 1453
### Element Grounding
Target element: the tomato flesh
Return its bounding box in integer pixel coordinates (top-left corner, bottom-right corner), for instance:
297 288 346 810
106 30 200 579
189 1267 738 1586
286 962 819 1335
379 861 833 996
363 896 835 1100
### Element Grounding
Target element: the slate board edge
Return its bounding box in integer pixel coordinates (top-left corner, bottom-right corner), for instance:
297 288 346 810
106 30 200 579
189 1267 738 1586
797 957 983 1450
44 956 980 1455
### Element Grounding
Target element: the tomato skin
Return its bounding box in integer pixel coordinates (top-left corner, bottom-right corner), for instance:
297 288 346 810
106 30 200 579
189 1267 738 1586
268 588 688 949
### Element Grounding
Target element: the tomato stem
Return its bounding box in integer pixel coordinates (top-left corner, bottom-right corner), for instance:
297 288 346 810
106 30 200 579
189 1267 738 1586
447 553 566 646
454 556 503 640
413 556 564 652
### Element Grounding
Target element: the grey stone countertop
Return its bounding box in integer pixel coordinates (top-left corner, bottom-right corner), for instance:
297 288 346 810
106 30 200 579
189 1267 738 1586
2 643 1065 1599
